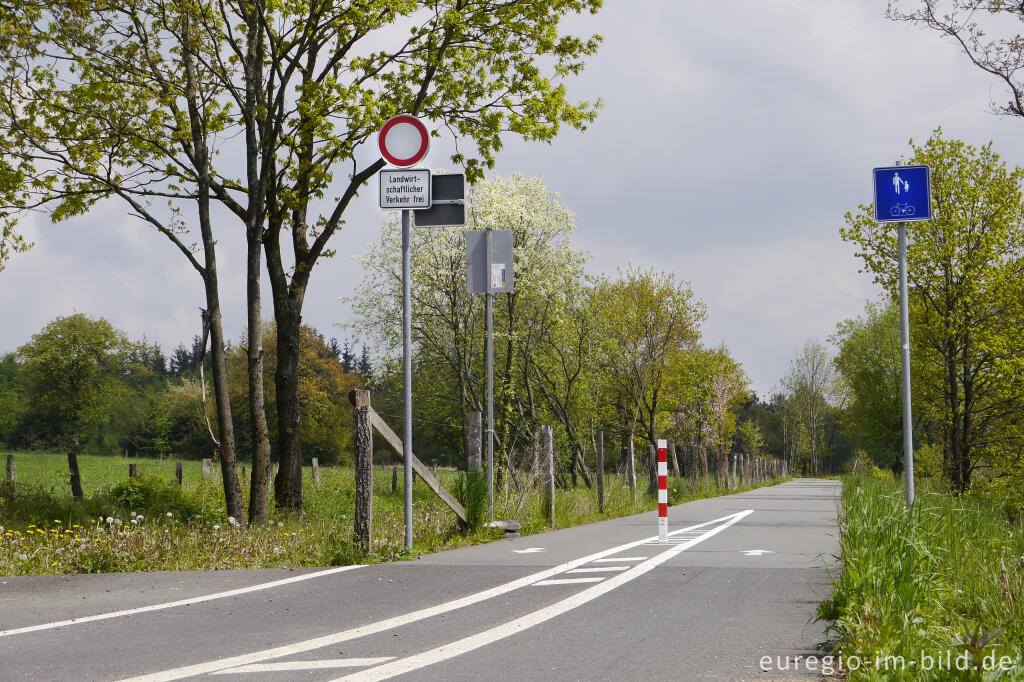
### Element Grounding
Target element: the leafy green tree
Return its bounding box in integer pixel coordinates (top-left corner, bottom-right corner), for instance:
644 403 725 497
831 301 904 471
734 418 765 457
0 353 24 447
841 132 1024 490
668 345 746 476
0 0 603 515
16 315 135 498
160 379 217 458
781 339 837 476
227 323 362 467
592 268 706 457
531 276 598 486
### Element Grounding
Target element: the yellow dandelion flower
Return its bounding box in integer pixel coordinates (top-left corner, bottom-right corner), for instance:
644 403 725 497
54 520 61 524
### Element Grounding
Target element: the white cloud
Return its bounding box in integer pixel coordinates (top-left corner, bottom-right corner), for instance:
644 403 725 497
3 0 1024 397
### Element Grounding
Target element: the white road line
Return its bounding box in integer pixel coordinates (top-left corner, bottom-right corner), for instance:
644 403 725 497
332 510 753 682
212 658 394 674
533 578 605 586
120 512 746 682
0 565 364 639
565 566 629 573
593 557 646 563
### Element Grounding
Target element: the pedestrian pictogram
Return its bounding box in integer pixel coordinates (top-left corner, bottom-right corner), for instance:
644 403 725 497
873 165 931 222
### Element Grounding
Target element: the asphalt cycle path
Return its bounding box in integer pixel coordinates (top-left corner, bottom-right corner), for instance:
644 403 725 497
0 478 840 681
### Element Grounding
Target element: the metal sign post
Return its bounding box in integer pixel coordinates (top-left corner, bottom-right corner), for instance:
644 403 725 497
401 208 414 547
897 218 914 509
466 229 514 522
872 163 931 510
485 227 494 522
377 113 431 550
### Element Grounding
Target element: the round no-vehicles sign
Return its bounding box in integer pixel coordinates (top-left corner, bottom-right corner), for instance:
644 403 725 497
378 114 430 167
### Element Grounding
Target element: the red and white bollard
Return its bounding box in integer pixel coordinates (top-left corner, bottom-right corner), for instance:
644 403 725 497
658 438 668 543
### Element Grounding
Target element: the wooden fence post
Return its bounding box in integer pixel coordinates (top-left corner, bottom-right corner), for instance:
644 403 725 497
731 454 737 490
544 424 555 529
6 454 13 489
669 441 680 478
175 461 183 486
690 445 698 494
350 389 373 554
625 436 636 494
596 431 605 514
468 412 482 472
391 467 398 493
312 457 320 485
700 446 709 488
128 463 138 479
647 444 657 495
202 459 212 478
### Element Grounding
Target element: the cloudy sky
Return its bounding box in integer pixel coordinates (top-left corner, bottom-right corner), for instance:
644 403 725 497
2 0 1022 396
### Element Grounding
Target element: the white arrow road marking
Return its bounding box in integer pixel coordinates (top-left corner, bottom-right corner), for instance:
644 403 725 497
121 511 751 682
0 565 365 639
212 659 394 674
332 510 753 682
511 547 545 554
741 549 774 556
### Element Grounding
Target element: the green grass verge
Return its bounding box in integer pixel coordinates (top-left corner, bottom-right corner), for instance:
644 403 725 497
818 475 1024 680
1 451 787 575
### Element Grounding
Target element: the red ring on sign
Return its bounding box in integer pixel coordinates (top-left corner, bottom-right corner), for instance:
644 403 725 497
378 114 430 167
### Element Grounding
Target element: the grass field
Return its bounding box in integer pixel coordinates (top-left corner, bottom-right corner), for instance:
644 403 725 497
1 450 787 576
817 475 1024 680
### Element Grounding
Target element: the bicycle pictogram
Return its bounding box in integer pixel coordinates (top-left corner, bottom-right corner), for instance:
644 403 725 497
889 203 916 217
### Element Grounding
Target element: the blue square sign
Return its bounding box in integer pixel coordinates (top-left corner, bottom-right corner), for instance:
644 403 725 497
873 165 932 222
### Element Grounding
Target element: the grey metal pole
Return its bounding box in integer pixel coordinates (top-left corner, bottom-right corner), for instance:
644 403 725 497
485 227 494 522
898 219 915 509
402 208 414 548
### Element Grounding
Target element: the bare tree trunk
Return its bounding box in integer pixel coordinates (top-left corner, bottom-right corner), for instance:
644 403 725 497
238 2 272 527
183 11 244 524
68 430 84 499
352 391 373 553
272 302 304 514
245 234 271 525
205 303 245 522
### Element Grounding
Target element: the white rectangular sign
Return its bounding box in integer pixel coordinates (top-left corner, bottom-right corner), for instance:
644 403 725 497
379 169 431 210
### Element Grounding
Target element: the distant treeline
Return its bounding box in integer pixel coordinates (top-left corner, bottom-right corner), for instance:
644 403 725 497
0 318 370 465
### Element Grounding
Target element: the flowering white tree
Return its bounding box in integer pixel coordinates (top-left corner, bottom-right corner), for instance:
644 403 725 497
349 174 585 470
